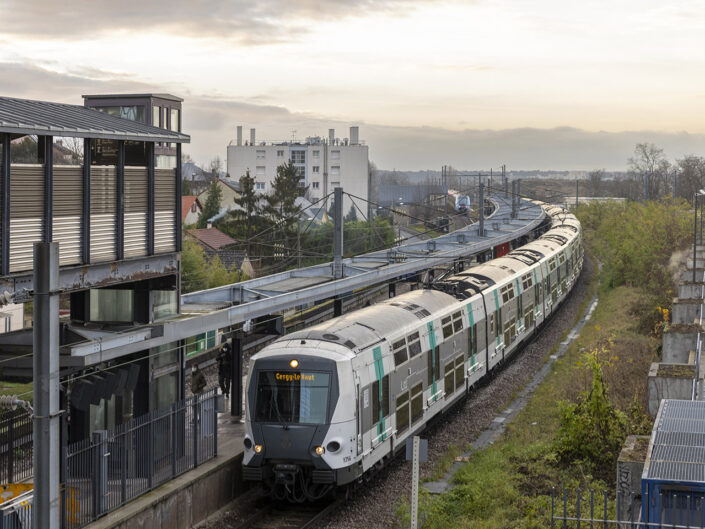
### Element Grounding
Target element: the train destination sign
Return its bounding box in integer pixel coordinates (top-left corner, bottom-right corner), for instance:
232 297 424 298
275 372 316 382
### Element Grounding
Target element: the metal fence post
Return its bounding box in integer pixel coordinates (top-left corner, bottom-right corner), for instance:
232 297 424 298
147 413 154 490
121 427 127 505
171 403 178 477
193 396 199 468
213 391 218 458
7 415 14 484
92 431 108 518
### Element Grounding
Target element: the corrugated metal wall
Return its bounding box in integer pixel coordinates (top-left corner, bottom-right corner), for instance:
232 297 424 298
154 168 175 252
90 165 117 262
124 167 148 258
9 164 44 272
53 165 83 266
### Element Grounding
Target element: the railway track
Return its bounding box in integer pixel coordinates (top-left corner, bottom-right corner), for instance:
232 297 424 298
231 497 343 529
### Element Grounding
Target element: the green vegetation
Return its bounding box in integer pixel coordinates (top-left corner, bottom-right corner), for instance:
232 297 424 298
180 240 246 293
407 199 691 528
197 178 223 228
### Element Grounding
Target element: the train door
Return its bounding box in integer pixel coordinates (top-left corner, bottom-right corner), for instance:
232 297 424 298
355 372 362 456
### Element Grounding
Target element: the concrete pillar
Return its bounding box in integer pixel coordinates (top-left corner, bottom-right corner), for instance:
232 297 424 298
647 363 696 416
617 435 650 528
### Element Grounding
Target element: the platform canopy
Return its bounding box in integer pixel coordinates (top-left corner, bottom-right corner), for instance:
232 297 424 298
0 96 190 143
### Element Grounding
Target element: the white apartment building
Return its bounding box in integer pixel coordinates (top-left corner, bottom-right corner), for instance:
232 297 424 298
226 126 369 217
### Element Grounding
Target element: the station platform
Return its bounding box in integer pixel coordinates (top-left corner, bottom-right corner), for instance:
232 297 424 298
84 389 248 529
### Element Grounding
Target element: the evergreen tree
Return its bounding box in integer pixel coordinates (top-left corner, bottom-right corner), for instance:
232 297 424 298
265 161 304 258
197 179 222 228
344 204 358 222
180 240 209 293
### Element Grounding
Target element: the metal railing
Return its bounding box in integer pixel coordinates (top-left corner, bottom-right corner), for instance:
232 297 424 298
0 409 33 485
0 389 219 529
552 488 705 528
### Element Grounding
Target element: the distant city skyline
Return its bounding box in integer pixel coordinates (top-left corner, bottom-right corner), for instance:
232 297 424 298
2 0 704 171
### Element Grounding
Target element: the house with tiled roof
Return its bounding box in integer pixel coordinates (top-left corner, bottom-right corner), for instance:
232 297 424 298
181 196 202 226
185 227 254 277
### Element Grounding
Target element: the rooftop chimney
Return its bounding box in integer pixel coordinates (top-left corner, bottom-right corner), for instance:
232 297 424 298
350 126 359 145
236 126 243 146
250 128 256 146
329 129 335 145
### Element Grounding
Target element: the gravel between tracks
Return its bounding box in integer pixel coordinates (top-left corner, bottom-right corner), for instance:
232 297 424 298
314 256 596 529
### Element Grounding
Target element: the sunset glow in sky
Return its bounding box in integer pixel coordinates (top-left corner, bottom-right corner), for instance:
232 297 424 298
2 0 705 169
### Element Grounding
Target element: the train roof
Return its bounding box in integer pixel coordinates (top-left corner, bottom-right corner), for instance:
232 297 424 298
283 288 458 354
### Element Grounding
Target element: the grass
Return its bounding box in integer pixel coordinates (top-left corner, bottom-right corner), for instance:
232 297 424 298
396 256 659 528
408 224 444 239
0 381 34 403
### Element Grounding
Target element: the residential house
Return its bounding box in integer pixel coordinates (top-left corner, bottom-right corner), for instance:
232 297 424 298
181 196 202 226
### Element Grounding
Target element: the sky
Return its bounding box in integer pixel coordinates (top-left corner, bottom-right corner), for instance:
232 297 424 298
2 0 705 171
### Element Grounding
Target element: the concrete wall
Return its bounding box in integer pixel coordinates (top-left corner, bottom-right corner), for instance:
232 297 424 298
662 329 698 363
617 435 650 527
679 283 705 299
671 299 703 325
647 363 695 416
88 453 247 529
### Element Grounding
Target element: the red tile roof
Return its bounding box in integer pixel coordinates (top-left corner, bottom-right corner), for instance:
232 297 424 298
181 196 201 222
186 227 237 251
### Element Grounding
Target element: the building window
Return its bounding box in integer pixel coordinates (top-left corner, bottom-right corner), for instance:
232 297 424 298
312 182 320 189
170 108 180 132
331 150 340 160
255 182 265 190
312 150 320 158
291 151 305 164
257 150 266 159
161 108 166 129
277 150 284 157
152 106 160 127
331 165 340 176
312 166 320 173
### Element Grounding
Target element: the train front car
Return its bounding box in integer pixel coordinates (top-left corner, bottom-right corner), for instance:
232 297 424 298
242 338 356 502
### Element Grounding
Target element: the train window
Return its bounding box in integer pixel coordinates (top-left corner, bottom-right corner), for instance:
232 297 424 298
372 375 390 424
522 273 532 290
454 356 464 389
558 253 565 264
549 258 556 272
411 383 424 423
407 332 422 357
444 361 455 394
393 339 408 367
442 316 453 339
427 346 440 386
396 391 409 434
524 305 534 327
489 313 495 336
468 324 477 356
501 284 515 303
452 311 463 333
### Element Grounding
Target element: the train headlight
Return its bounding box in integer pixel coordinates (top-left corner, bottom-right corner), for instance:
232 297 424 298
254 444 263 454
314 446 325 456
290 359 299 368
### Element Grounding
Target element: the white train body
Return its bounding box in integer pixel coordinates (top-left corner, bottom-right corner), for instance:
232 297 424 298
242 205 583 500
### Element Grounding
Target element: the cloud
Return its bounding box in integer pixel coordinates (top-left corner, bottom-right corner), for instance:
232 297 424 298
2 61 704 171
2 0 437 44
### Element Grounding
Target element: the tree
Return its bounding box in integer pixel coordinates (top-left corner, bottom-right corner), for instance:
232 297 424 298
628 143 671 200
209 156 222 182
676 155 705 199
197 179 222 228
181 178 193 196
265 161 304 258
220 170 263 255
207 254 236 288
180 240 209 293
10 137 38 163
587 169 605 197
344 204 358 222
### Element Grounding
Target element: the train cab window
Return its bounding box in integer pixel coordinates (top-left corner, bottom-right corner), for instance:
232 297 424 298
393 339 408 367
396 391 410 434
427 346 440 386
452 311 463 333
255 371 330 425
372 375 390 424
407 332 422 357
442 316 453 339
410 382 424 423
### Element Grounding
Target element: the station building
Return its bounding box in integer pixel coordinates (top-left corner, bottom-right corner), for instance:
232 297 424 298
0 95 189 442
226 126 369 215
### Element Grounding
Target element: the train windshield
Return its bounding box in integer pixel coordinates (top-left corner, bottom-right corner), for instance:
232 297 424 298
255 371 330 425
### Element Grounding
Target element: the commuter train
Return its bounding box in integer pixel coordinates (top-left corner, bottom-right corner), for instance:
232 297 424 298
455 194 471 213
242 204 582 501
